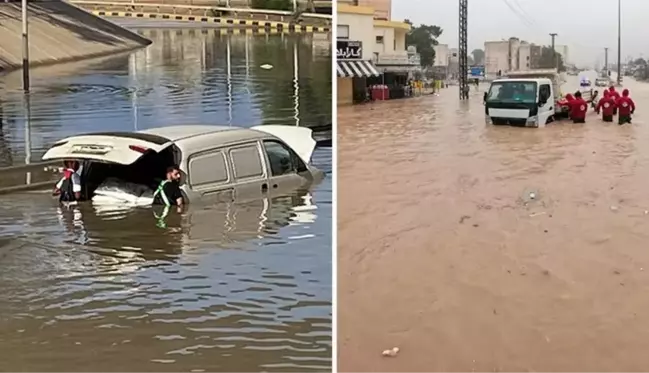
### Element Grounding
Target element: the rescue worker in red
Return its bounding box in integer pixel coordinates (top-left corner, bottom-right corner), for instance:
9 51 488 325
569 91 588 123
561 93 575 119
53 160 82 202
616 88 635 125
608 86 621 115
595 90 617 122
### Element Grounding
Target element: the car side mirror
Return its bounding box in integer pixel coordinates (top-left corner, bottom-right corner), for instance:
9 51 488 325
483 92 487 102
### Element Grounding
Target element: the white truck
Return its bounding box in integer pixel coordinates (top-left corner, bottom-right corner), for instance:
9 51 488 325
483 69 593 128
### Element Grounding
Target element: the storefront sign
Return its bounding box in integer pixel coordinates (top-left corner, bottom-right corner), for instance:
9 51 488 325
375 52 421 66
337 40 362 60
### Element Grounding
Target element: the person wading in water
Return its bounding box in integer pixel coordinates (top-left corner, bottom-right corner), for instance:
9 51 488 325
153 165 184 208
52 160 82 203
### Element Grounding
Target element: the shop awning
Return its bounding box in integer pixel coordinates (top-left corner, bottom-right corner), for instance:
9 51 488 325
337 60 380 78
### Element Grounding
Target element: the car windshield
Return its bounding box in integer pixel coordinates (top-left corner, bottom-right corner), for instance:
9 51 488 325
486 81 537 104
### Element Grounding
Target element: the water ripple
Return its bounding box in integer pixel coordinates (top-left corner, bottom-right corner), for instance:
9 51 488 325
0 30 331 372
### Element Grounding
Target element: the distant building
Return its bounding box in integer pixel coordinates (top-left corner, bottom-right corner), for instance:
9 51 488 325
338 0 391 20
554 44 569 64
484 37 545 77
433 44 449 66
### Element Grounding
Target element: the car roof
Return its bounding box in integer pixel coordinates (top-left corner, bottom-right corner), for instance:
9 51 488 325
495 78 551 82
138 125 242 142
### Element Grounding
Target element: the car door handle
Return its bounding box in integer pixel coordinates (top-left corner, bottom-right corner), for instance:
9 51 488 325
273 184 278 189
262 183 268 192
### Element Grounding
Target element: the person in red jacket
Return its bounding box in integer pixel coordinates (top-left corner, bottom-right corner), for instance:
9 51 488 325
608 86 621 114
616 88 635 125
570 91 588 123
596 90 616 122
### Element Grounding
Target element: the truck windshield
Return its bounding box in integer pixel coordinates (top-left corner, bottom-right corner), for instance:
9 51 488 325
486 81 538 104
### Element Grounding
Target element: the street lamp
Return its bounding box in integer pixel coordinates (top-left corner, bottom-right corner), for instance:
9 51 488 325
616 0 622 85
21 0 30 92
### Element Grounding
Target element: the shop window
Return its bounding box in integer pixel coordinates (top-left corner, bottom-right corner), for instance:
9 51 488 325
376 35 384 44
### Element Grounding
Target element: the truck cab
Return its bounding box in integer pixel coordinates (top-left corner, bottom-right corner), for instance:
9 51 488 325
483 77 555 127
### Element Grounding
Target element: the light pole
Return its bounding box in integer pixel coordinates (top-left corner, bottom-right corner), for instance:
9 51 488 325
549 33 558 70
617 0 622 85
21 0 30 92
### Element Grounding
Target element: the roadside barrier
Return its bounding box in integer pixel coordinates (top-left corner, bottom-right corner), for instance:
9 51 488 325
91 10 331 32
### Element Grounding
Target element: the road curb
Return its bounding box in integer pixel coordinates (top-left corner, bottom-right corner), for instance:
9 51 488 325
93 10 331 33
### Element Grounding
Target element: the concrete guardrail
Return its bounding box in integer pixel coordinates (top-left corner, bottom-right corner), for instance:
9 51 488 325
69 0 332 21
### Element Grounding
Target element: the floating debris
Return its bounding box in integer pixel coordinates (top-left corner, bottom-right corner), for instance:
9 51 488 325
260 64 273 70
381 347 399 357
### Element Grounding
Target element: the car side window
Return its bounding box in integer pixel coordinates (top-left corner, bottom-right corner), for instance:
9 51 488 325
188 150 229 187
230 144 264 180
263 140 307 176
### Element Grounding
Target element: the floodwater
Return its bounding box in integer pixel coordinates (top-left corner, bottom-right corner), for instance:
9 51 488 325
338 73 649 371
0 29 332 371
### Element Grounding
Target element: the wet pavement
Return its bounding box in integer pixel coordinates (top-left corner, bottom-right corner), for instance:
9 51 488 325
338 72 649 371
0 29 331 371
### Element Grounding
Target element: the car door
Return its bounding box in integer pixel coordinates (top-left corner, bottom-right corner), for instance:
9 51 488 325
227 141 269 200
261 139 308 196
538 83 554 124
186 148 235 203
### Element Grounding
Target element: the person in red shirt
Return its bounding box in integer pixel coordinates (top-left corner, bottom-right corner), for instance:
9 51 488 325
569 91 588 123
596 90 617 122
616 88 635 125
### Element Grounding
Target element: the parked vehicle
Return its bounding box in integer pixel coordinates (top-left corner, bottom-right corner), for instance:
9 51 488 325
595 78 609 87
483 69 594 128
42 125 324 204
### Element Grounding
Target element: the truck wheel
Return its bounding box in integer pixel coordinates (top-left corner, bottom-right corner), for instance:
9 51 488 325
546 116 554 125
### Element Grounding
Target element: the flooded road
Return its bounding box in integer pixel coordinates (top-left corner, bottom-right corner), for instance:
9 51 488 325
0 29 331 371
338 74 649 371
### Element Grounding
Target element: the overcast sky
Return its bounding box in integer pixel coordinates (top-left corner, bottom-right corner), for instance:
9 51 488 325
392 0 649 66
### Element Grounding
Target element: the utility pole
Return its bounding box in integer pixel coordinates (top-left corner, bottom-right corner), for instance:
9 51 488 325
549 33 558 70
458 0 468 100
617 0 622 85
21 0 30 92
604 47 609 72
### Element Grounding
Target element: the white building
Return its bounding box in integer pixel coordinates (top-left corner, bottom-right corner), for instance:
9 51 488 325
484 40 510 77
336 2 414 105
433 44 449 66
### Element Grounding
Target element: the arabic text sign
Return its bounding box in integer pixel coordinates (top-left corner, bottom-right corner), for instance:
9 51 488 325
337 40 362 60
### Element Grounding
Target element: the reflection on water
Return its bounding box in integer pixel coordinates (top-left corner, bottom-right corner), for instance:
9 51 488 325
0 29 331 371
0 29 332 163
338 74 649 371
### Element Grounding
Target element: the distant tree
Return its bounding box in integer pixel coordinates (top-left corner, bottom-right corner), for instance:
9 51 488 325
404 19 443 67
633 57 647 66
538 46 565 72
467 55 474 65
471 49 485 65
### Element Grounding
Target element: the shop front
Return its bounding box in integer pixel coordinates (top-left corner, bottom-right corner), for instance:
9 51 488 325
372 51 422 99
336 40 380 105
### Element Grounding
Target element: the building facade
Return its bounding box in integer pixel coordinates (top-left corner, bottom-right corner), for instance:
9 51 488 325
337 1 415 105
338 0 392 20
555 45 569 64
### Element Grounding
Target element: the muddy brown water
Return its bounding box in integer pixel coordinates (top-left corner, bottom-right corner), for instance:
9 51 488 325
338 73 649 371
0 29 331 371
